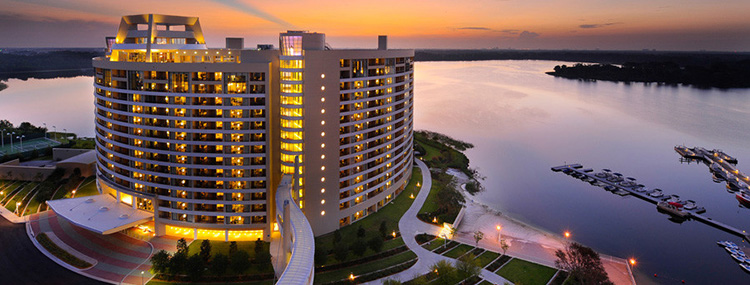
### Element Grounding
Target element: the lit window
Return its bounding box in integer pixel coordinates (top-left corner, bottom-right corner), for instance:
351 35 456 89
321 74 325 78
321 177 325 182
321 154 325 159
321 166 325 171
321 120 325 125
321 211 326 215
321 109 325 114
321 143 325 148
321 132 325 137
321 86 325 91
321 200 325 204
321 98 325 102
321 188 325 193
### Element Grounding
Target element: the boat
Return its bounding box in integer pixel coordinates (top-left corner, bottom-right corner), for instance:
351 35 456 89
657 201 690 219
727 247 744 256
663 194 681 203
732 254 748 262
712 149 738 164
740 263 750 273
683 200 697 210
604 185 616 192
595 172 609 178
736 191 750 207
674 145 699 158
718 241 739 248
649 189 664 198
607 176 624 183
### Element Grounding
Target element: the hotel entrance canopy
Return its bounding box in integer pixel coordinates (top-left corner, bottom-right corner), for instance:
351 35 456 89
47 194 152 235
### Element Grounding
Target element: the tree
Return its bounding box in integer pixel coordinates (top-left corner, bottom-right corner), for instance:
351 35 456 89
254 238 264 255
456 253 481 281
473 231 484 247
176 238 188 256
379 221 388 238
368 236 384 253
150 250 171 275
352 239 367 256
168 251 188 276
500 238 510 256
210 253 229 276
230 250 251 275
357 225 366 239
555 242 613 285
199 239 212 262
186 254 205 281
255 250 272 270
333 229 342 247
314 246 328 265
229 241 238 255
333 244 349 262
430 259 459 284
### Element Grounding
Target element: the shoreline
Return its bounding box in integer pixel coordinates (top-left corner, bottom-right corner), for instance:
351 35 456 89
447 168 637 284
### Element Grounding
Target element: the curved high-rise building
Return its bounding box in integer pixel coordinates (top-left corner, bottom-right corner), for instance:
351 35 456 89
88 14 413 240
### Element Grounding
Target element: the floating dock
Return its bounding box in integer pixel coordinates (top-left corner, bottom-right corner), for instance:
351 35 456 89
674 146 750 192
552 164 750 241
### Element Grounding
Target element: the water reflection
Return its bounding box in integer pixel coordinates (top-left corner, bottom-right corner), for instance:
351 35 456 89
0 77 94 137
414 60 750 284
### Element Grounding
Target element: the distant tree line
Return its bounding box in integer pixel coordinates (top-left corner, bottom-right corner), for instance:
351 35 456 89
0 49 102 81
0 120 47 144
547 61 750 88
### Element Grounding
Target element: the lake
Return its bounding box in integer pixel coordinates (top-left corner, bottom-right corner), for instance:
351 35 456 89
2 61 750 283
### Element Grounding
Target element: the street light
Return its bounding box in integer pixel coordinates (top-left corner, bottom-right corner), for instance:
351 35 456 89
9 132 15 152
496 225 502 241
72 190 76 198
17 135 25 152
16 201 21 215
564 231 571 239
629 258 637 266
141 271 144 285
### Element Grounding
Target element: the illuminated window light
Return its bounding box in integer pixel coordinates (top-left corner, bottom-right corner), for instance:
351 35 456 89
321 188 325 193
321 200 325 204
321 109 325 114
321 98 325 102
321 166 325 171
321 177 325 182
321 74 325 78
321 86 325 91
321 132 325 137
321 120 325 125
321 211 326 215
321 154 325 159
321 143 325 148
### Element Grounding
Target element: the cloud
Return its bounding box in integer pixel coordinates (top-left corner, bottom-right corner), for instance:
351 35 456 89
500 29 519 34
209 0 294 27
579 22 620 29
457 27 492 31
519 31 539 40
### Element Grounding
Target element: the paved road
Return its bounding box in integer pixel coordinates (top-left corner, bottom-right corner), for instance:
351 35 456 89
0 215 103 285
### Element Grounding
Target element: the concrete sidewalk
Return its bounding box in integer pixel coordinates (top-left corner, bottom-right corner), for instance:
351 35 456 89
365 159 511 284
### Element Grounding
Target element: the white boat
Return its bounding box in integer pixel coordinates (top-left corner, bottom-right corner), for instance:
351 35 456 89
740 263 750 272
649 189 664 198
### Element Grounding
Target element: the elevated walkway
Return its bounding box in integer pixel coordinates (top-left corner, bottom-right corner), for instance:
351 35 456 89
274 172 315 284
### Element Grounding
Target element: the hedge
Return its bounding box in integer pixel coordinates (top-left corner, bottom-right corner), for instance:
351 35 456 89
36 233 92 269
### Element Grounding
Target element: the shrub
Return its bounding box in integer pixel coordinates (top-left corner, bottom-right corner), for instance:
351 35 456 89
150 250 171 274
210 253 229 276
352 239 367 256
368 236 384 253
199 239 211 262
36 233 91 269
230 250 251 275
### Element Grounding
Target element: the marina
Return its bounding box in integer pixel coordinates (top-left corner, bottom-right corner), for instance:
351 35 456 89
552 164 750 242
675 146 750 194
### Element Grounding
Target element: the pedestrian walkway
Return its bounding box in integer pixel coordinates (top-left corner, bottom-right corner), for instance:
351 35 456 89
27 211 186 285
365 159 511 284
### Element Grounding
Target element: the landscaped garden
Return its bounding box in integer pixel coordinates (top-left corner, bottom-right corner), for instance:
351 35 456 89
311 166 422 284
149 238 274 283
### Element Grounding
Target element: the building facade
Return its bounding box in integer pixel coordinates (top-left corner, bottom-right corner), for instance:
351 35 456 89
91 14 413 240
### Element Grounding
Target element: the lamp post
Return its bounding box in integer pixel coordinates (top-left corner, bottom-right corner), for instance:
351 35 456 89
141 271 144 285
71 190 76 198
17 135 25 152
16 201 21 215
9 132 15 152
496 225 502 242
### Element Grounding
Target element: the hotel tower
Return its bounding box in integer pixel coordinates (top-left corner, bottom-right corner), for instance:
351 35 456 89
90 14 414 240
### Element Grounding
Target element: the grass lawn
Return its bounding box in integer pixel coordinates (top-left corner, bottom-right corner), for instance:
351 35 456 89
313 250 417 284
496 258 558 285
186 240 274 275
23 190 43 215
5 182 38 212
477 281 493 285
74 176 99 197
422 237 446 251
475 251 500 268
1 181 22 203
443 243 474 259
315 167 421 261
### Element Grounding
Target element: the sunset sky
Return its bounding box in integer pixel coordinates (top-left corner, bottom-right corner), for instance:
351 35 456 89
1 0 749 51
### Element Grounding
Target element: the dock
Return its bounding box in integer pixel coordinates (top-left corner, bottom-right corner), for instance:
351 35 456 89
552 164 750 241
674 146 750 192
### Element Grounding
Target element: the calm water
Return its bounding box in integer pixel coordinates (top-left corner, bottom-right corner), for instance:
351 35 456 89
415 61 750 284
2 61 750 283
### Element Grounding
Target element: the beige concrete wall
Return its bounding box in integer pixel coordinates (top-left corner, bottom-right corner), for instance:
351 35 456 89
53 148 93 161
0 159 56 181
